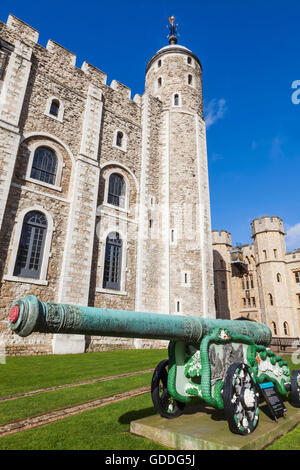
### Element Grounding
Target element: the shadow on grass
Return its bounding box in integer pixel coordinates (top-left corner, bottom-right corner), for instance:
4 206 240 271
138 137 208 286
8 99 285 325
183 401 226 422
119 407 156 424
119 400 227 426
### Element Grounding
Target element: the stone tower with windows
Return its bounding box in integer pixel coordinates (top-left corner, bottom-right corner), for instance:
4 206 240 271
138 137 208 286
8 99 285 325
0 15 215 355
213 216 300 340
136 34 216 321
251 216 298 337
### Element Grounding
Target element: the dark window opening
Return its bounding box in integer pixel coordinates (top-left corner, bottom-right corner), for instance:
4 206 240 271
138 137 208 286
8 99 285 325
14 211 47 279
49 99 60 117
116 131 124 147
30 147 57 185
107 173 125 208
103 232 122 290
269 293 273 306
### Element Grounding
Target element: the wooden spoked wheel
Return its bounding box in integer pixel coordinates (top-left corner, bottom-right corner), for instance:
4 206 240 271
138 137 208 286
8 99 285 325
223 362 259 435
151 359 185 419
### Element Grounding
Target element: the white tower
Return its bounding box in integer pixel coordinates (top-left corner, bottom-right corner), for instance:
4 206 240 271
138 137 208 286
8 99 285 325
135 20 216 318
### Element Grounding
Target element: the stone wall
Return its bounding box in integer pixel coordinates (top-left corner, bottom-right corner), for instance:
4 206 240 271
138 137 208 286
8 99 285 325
0 15 217 355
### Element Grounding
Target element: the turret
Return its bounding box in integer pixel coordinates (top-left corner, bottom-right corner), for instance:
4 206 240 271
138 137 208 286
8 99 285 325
212 230 232 247
145 37 203 116
138 18 215 318
251 216 297 336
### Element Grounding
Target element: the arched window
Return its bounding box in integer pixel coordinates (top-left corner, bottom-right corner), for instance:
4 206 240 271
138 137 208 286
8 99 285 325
174 94 179 106
188 74 193 85
30 147 57 185
283 321 289 336
272 322 277 336
268 293 273 306
13 211 47 279
102 232 122 290
107 173 125 208
157 77 162 88
49 99 60 117
187 56 192 65
158 59 161 68
116 131 123 148
277 273 281 282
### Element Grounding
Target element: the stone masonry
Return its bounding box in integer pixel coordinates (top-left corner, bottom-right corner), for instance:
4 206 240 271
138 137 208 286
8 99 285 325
213 216 300 339
0 15 216 355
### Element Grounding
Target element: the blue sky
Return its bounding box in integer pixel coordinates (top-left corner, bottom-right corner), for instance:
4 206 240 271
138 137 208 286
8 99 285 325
1 0 300 250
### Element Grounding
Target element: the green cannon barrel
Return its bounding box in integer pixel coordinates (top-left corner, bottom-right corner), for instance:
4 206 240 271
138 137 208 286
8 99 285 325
8 295 272 346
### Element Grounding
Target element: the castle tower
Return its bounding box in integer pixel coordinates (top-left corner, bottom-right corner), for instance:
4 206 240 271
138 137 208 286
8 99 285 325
212 231 232 319
251 216 298 336
135 21 215 318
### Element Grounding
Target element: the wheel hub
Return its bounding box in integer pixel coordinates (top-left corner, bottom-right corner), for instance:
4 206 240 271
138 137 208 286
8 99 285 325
242 387 256 409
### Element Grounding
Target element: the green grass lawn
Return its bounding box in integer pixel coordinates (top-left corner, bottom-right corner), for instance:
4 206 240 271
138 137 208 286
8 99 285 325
0 394 167 450
0 348 167 397
0 350 300 450
0 372 152 425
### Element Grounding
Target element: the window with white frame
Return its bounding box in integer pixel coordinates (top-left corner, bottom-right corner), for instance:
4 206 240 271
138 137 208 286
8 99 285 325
107 173 126 208
102 232 122 290
113 130 127 151
116 131 124 148
13 211 47 279
30 147 57 185
45 96 64 122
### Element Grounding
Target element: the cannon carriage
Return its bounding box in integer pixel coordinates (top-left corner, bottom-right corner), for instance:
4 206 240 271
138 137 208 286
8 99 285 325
8 295 300 435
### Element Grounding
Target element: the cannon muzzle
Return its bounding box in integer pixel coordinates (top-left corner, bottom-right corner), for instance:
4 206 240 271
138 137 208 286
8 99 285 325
8 295 272 346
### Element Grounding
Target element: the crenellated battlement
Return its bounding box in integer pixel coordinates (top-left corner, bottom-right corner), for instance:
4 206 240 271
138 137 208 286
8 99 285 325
2 14 138 106
6 14 39 44
46 39 76 66
251 215 285 237
212 230 232 246
110 80 131 100
81 62 107 86
286 249 300 261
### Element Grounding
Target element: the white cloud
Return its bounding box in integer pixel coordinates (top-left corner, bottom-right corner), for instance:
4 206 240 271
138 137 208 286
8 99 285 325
204 98 227 129
286 222 300 250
